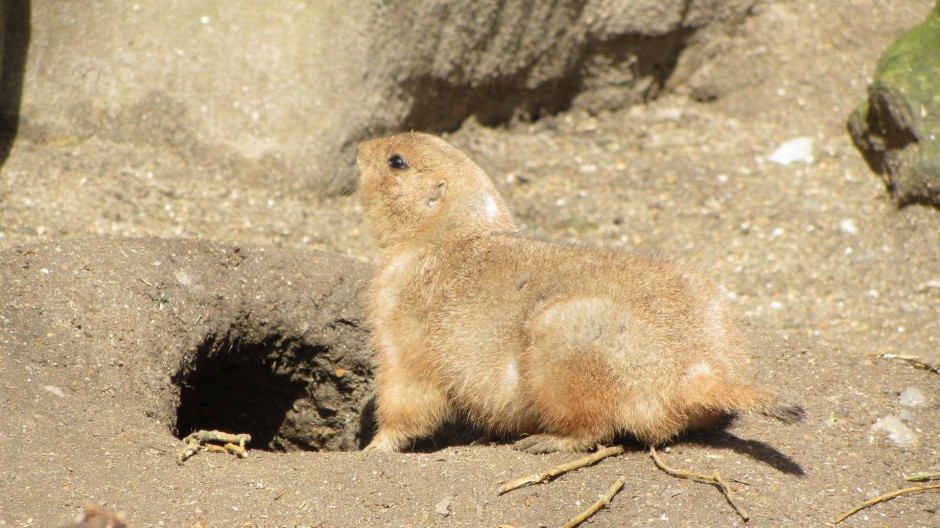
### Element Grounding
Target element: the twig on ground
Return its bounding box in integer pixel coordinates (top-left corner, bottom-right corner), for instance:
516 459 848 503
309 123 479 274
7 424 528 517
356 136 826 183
904 471 940 482
498 446 625 495
561 475 626 528
650 446 750 522
832 483 940 524
871 353 940 375
178 430 252 463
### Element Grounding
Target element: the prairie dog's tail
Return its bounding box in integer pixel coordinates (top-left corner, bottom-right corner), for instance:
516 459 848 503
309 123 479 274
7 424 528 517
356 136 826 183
688 378 806 424
755 400 806 424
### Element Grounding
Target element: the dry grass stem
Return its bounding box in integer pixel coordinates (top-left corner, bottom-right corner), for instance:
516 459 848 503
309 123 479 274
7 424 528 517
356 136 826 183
832 483 940 524
871 352 940 375
178 430 252 463
498 446 625 494
561 475 626 528
649 446 750 522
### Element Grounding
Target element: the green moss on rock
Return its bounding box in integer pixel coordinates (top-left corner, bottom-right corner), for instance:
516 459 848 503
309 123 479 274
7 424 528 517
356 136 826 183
848 1 940 206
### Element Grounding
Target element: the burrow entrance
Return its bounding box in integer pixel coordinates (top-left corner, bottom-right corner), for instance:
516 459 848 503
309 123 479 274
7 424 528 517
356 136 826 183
172 329 373 452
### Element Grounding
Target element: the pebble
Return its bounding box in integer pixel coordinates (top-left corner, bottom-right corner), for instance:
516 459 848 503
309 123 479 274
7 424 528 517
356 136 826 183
899 387 925 407
434 496 453 517
839 218 858 235
870 415 918 448
43 385 66 398
175 270 192 287
768 137 814 165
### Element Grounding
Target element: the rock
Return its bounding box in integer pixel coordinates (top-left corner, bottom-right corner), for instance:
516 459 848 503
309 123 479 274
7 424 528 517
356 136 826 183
899 387 926 407
434 496 453 517
848 1 940 207
870 415 918 449
0 0 30 163
839 218 858 235
6 1 756 194
768 137 814 165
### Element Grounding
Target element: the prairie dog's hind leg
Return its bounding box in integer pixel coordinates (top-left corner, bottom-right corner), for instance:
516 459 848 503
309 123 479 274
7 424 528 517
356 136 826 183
516 299 628 454
364 375 451 452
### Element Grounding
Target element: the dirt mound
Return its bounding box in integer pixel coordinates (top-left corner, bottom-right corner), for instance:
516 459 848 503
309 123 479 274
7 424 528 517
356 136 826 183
0 238 373 452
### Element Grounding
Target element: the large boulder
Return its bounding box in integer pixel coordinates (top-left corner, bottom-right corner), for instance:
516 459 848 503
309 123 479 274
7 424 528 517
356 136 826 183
0 0 29 162
848 1 940 207
8 1 754 194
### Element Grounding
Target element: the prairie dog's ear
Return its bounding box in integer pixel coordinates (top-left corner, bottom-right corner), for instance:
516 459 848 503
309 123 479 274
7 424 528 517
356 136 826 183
427 181 446 207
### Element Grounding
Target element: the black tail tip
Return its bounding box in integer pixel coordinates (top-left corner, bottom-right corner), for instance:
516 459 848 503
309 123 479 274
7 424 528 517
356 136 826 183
763 403 806 424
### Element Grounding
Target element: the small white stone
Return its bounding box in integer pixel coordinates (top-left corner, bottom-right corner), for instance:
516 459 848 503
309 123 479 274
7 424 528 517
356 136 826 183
43 385 66 398
174 270 192 287
899 387 925 408
871 415 918 448
839 218 858 235
434 496 452 517
656 107 683 120
768 137 814 166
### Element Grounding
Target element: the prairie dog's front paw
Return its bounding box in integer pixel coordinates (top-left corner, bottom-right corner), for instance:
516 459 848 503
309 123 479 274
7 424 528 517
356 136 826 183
363 432 400 453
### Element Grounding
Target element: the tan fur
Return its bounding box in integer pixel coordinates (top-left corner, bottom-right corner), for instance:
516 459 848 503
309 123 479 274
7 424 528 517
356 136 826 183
357 132 803 453
68 505 130 528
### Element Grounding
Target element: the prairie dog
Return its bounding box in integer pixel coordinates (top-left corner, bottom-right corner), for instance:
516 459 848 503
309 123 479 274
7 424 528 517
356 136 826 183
67 505 130 528
357 132 803 453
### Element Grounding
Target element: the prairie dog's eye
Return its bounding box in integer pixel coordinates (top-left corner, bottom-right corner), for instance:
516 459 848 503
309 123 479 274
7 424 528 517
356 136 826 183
387 155 408 170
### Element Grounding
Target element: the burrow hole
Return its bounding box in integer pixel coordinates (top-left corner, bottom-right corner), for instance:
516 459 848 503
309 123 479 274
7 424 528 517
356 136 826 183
172 331 371 452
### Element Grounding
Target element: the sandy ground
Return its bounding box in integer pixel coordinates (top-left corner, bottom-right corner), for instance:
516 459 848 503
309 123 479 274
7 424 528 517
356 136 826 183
1 1 939 527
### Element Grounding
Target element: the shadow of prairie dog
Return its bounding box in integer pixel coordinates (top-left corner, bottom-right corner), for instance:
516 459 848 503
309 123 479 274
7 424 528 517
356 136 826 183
357 132 803 454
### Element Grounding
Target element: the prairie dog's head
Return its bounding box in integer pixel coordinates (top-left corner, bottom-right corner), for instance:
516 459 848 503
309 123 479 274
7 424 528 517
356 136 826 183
357 132 515 248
